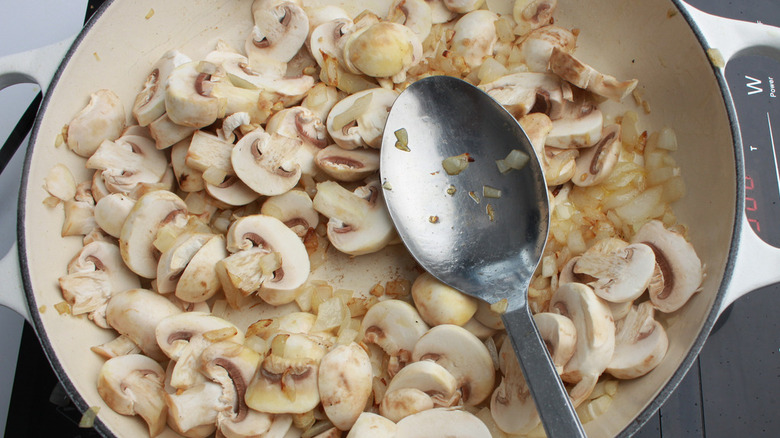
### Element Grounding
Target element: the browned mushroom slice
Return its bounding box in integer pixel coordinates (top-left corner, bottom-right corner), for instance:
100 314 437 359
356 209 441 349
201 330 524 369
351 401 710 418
315 144 380 182
478 72 565 119
513 0 558 36
318 343 373 429
518 25 577 73
343 21 422 82
451 10 499 69
549 47 639 101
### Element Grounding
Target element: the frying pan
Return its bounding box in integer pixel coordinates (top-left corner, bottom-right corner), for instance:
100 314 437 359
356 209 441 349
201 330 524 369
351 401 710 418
1 0 779 436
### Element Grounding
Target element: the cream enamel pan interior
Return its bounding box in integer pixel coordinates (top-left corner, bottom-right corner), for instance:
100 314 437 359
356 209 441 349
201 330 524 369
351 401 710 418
6 0 780 436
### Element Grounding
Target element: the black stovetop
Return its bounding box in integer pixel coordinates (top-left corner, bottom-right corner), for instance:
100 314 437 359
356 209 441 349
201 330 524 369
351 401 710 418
4 0 779 437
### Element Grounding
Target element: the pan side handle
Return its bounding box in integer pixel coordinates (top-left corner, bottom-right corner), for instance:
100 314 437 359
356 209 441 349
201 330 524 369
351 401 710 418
0 243 30 322
0 36 75 95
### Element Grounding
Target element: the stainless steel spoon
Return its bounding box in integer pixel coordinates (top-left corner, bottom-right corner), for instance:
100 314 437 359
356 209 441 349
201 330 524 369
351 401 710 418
380 75 586 437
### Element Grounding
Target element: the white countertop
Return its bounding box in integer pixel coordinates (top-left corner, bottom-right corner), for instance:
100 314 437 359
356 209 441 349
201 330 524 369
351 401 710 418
0 0 88 432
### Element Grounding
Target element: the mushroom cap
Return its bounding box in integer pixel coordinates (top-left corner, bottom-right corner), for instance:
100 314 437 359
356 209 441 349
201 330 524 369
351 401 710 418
360 299 429 358
105 289 183 361
380 388 435 422
607 302 669 379
119 190 188 279
533 312 577 374
232 129 303 196
343 22 420 79
411 324 495 406
97 354 167 437
164 61 224 128
395 408 491 438
325 87 399 149
67 89 126 157
248 2 310 67
346 412 397 438
225 214 310 292
384 360 459 410
630 220 703 313
574 239 656 303
94 193 136 238
318 343 373 430
451 10 498 68
133 50 191 126
411 272 478 327
519 25 577 73
174 234 227 303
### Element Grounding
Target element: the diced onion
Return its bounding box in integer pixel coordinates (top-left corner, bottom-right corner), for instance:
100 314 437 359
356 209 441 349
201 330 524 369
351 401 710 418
79 406 100 428
442 153 472 175
483 185 502 199
504 149 530 170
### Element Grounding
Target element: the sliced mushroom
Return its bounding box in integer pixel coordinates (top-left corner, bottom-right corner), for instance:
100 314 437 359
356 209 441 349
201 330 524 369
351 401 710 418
156 312 244 390
451 10 498 69
478 72 565 119
247 1 310 74
225 214 311 293
395 408 491 438
157 233 227 303
315 144 380 182
105 289 183 361
91 334 143 359
519 25 577 73
119 190 187 279
301 83 344 122
381 360 460 421
165 380 222 436
490 336 540 435
133 50 191 126
607 301 668 379
309 17 353 70
318 343 373 430
232 129 303 196
346 412 397 438
545 107 604 149
67 89 126 157
549 47 639 101
185 130 235 178
97 354 167 437
411 272 478 327
380 388 433 423
148 113 197 150
265 106 328 176
59 241 141 327
94 193 136 238
572 124 622 186
386 0 433 42
325 87 398 149
260 189 319 237
411 324 495 406
513 0 558 36
86 131 169 195
533 312 577 374
245 333 325 414
630 220 703 312
342 22 422 82
360 299 429 375
312 179 396 256
164 61 225 128
550 282 615 407
461 316 497 340
206 177 262 207
518 112 577 186
216 248 279 309
442 0 484 14
573 237 656 303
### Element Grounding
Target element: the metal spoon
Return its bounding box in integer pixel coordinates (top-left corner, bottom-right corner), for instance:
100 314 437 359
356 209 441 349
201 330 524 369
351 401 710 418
380 75 586 437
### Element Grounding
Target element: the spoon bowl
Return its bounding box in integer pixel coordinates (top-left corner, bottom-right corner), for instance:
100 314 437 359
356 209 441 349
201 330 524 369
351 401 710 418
380 75 586 437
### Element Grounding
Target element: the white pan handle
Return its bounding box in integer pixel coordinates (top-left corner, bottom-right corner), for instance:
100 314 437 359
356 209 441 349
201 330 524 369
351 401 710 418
680 2 780 314
0 243 30 322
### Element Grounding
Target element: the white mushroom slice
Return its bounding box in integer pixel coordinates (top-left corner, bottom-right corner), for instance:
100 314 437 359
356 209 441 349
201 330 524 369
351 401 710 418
106 289 183 361
200 341 272 437
361 299 429 373
148 113 197 150
94 193 136 238
156 312 244 390
380 388 433 422
165 380 222 436
517 113 576 186
315 144 380 182
473 298 505 330
313 179 396 256
170 137 205 193
97 354 167 437
165 61 225 128
216 249 279 309
225 214 310 292
513 0 557 36
550 282 615 407
185 130 235 176
425 0 458 23
326 87 399 149
86 133 168 195
549 47 639 101
490 336 540 435
574 239 656 303
385 360 459 407
91 334 143 359
572 124 622 187
119 190 187 279
546 108 604 149
519 25 577 73
461 317 497 340
630 220 703 312
247 2 310 73
67 89 126 157
342 22 422 82
533 312 576 374
395 408 491 438
133 50 191 126
607 302 668 379
206 50 315 100
305 5 350 38
387 0 433 42
158 233 227 303
346 412 397 438
301 83 343 122
411 272 478 327
411 324 495 406
58 241 140 327
232 129 303 196
156 232 213 294
318 343 373 430
44 163 77 202
451 10 499 69
260 189 319 237
309 17 353 70
443 0 484 14
206 177 262 207
265 106 328 176
245 334 324 414
478 72 564 119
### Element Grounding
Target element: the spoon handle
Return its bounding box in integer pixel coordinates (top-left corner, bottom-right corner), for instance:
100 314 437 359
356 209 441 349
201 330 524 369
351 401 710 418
502 307 587 438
